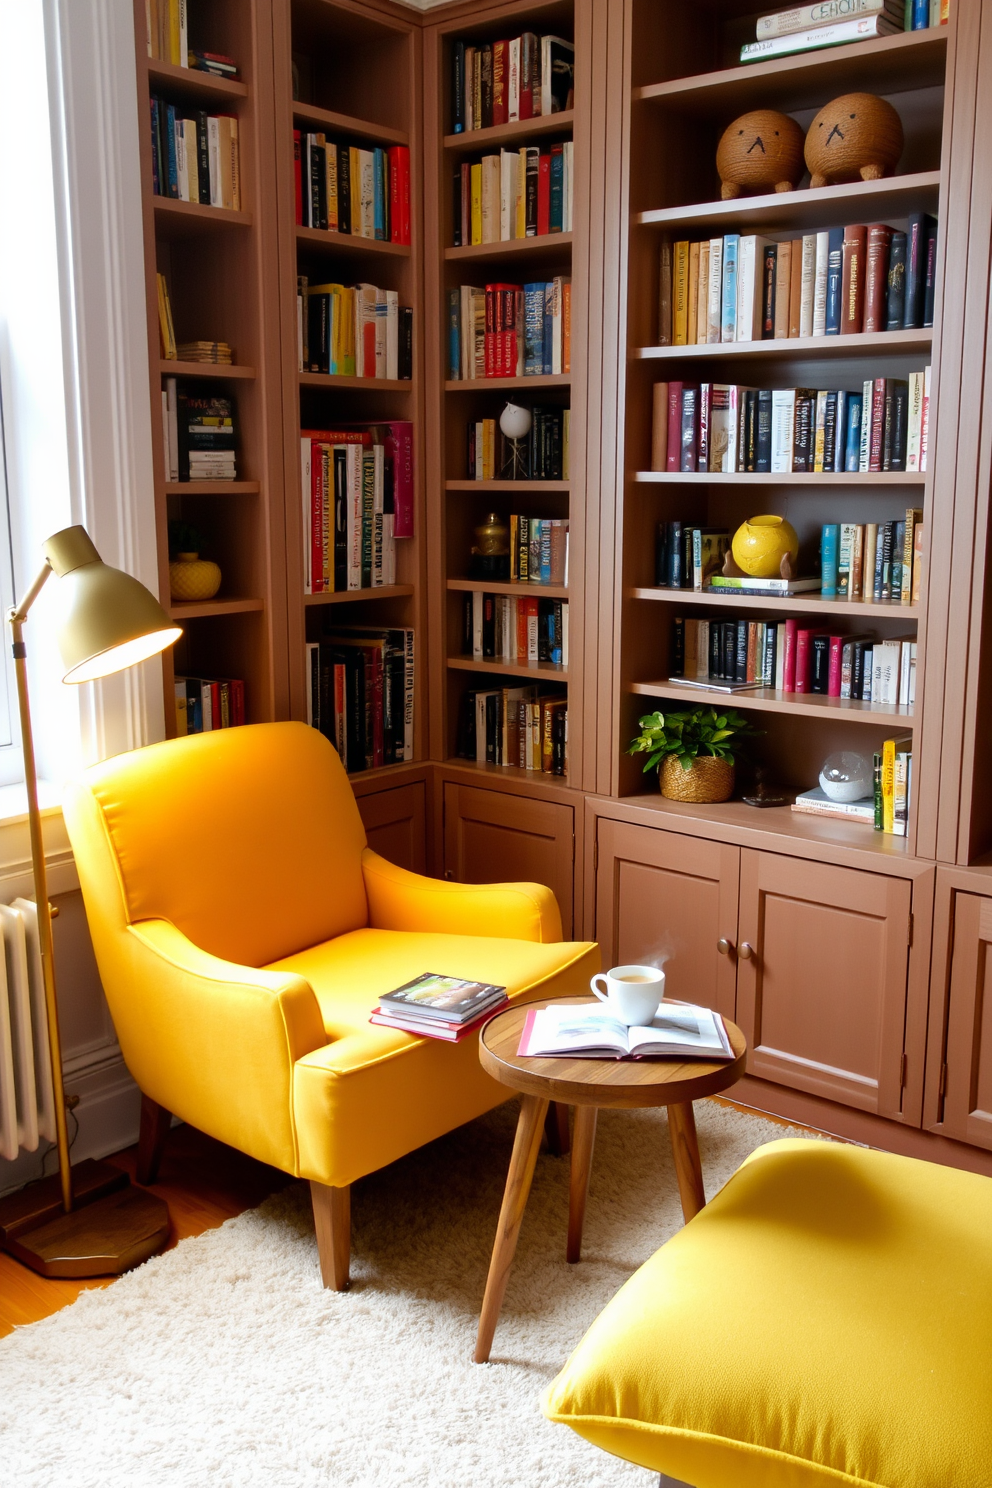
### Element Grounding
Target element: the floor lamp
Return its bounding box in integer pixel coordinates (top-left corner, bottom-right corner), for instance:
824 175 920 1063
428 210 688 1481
0 525 181 1278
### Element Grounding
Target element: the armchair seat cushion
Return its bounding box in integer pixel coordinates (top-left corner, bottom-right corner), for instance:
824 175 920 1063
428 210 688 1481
270 929 600 1188
542 1139 992 1488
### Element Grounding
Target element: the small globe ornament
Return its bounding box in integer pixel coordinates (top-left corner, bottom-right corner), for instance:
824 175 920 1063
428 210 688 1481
819 751 873 803
499 402 532 440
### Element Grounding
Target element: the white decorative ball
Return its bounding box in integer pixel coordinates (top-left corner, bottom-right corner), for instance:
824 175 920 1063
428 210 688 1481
819 751 873 803
499 401 532 440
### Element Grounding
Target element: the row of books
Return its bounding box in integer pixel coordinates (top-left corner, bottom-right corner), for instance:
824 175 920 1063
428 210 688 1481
174 675 246 735
456 687 568 774
462 593 569 666
161 382 236 482
306 628 415 771
742 2 945 63
651 373 930 475
452 144 574 247
293 133 411 245
297 277 413 380
507 516 569 585
467 409 569 481
670 617 916 704
150 99 240 210
145 1 240 75
300 423 413 593
451 34 574 133
792 734 913 837
659 218 937 347
448 280 571 380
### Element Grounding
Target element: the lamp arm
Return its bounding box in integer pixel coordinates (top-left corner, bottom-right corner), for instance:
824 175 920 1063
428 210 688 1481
8 558 73 1214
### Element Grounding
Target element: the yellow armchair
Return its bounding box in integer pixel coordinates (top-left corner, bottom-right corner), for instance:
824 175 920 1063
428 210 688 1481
63 722 598 1289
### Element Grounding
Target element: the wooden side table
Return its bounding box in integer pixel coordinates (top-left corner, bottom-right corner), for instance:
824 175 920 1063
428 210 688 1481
474 997 747 1363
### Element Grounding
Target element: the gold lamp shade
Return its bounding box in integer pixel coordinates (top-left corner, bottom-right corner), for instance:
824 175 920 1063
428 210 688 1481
42 527 181 684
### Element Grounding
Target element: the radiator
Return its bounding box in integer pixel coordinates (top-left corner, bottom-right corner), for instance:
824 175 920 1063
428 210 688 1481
0 899 56 1161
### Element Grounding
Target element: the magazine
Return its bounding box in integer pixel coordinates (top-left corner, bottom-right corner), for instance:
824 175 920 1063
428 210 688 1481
518 1000 733 1061
378 972 506 1024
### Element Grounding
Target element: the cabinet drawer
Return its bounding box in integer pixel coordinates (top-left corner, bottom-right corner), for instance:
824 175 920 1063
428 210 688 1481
443 784 574 935
938 893 992 1149
358 782 428 874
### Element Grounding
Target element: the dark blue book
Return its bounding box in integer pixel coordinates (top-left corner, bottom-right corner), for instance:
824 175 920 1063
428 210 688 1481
923 219 939 327
165 103 179 198
825 227 845 335
668 520 683 588
447 288 460 379
912 0 929 25
549 145 564 232
150 98 162 195
680 388 698 472
886 232 907 330
452 41 466 132
755 389 773 471
904 214 935 329
844 394 863 472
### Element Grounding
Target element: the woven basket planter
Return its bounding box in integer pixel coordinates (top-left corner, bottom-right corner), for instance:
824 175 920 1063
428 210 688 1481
660 755 735 804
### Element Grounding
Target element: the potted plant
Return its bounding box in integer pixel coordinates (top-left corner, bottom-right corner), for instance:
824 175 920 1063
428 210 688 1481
627 706 760 803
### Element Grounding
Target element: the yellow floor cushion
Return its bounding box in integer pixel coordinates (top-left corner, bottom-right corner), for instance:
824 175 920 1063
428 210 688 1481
542 1139 992 1488
269 928 599 1188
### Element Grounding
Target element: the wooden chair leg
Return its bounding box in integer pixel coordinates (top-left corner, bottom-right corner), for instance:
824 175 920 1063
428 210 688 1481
566 1104 598 1263
475 1093 549 1364
658 1476 694 1487
667 1100 706 1224
310 1181 351 1291
136 1094 172 1185
544 1100 571 1157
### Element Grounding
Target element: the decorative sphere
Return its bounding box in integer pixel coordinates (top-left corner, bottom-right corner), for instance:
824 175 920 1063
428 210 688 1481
716 109 805 199
499 401 532 440
804 92 903 188
731 515 799 579
819 751 873 803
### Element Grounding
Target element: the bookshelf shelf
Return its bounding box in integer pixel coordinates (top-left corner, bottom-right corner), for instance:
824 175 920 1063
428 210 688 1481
444 111 575 153
635 30 948 117
164 481 260 495
628 679 915 725
295 225 411 259
303 585 415 606
634 470 927 486
445 234 573 262
448 656 568 681
444 756 572 788
146 59 248 101
153 198 252 237
291 101 408 148
159 360 256 380
298 373 412 391
445 480 569 492
627 586 919 620
637 172 942 237
444 374 570 392
169 598 265 620
448 578 569 599
635 329 933 363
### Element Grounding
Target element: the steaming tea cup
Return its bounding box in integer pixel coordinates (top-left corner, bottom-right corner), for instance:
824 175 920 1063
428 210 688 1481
590 964 666 1026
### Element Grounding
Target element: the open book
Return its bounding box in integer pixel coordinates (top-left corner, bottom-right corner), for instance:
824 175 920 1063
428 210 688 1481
518 1000 733 1061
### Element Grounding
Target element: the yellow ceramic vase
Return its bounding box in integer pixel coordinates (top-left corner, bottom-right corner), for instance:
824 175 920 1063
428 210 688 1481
169 552 222 602
731 515 799 579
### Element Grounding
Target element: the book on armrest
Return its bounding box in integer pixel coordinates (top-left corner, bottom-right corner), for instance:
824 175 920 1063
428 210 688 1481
518 1001 733 1061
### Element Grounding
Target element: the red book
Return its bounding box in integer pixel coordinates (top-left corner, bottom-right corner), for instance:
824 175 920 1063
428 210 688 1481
486 283 521 376
293 130 303 225
794 627 814 693
484 286 496 377
869 378 887 471
827 634 844 697
864 225 893 334
782 617 798 691
665 382 683 472
369 1003 505 1041
537 155 550 236
229 678 245 726
841 225 867 335
491 40 509 126
388 145 411 244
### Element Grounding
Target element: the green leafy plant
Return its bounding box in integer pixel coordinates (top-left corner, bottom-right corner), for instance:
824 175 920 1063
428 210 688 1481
627 706 761 774
168 520 205 557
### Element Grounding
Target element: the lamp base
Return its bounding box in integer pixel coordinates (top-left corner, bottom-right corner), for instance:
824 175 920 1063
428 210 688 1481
0 1161 170 1278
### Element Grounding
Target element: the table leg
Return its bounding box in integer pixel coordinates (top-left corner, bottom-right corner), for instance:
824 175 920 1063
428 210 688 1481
475 1093 550 1364
566 1105 598 1264
667 1100 705 1224
544 1100 571 1157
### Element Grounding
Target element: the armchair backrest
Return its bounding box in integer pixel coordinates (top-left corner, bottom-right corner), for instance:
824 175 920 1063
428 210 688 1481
64 722 369 966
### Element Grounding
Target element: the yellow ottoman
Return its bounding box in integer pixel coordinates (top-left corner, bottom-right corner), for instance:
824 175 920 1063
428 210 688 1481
542 1139 992 1488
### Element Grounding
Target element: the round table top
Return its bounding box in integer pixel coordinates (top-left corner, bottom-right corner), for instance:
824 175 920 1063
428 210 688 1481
479 997 748 1108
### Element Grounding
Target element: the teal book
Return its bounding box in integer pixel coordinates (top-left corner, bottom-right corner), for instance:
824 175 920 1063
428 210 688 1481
821 523 840 597
721 235 739 343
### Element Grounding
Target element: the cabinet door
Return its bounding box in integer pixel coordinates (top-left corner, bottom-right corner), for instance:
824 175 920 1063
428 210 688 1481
940 894 992 1150
737 850 912 1117
443 784 574 936
358 783 428 874
594 820 739 1021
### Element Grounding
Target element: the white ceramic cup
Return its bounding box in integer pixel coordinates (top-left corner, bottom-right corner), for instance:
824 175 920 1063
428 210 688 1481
589 964 665 1027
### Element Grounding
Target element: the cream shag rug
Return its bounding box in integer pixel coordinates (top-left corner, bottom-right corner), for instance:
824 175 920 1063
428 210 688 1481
0 1100 820 1488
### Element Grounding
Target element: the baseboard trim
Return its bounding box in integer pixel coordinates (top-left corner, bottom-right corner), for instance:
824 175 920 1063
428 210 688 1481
0 1052 140 1197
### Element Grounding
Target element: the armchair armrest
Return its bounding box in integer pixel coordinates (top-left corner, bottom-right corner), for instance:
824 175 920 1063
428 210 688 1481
362 848 562 943
119 919 327 1175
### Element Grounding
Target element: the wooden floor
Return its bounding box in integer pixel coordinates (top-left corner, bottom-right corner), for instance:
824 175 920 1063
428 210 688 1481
0 1097 824 1338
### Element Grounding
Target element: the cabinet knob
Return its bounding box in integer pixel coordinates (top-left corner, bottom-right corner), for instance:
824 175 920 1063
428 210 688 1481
717 937 734 956
738 942 755 961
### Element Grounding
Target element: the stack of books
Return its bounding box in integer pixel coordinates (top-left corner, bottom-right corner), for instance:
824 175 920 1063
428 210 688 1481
175 676 246 734
453 143 573 246
176 341 233 365
188 50 238 79
293 134 411 245
457 687 567 773
300 423 415 594
651 372 930 474
448 279 571 379
793 733 913 836
741 0 945 64
658 217 937 346
307 626 414 771
508 515 569 584
468 408 569 481
150 99 241 210
297 277 413 380
450 34 573 132
161 381 237 482
370 974 509 1043
462 592 569 666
